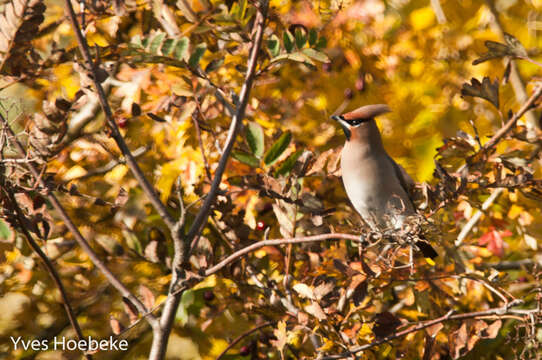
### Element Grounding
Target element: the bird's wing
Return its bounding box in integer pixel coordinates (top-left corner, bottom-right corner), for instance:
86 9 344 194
387 155 416 208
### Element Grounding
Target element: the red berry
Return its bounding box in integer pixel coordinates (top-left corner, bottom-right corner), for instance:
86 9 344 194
323 62 332 72
203 290 215 301
117 118 128 129
344 88 353 99
240 346 250 356
256 221 265 231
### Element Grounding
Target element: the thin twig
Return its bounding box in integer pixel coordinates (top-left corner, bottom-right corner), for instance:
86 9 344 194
455 188 504 246
6 191 92 360
216 321 275 360
478 84 542 152
0 113 156 324
63 0 176 231
322 299 533 359
204 233 360 277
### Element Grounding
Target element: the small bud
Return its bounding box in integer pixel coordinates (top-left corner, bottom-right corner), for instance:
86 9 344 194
117 118 128 129
256 221 265 231
239 345 250 356
322 62 332 72
344 88 353 100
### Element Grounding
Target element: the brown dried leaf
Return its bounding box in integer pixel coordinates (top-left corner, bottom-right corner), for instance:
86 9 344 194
373 311 401 338
473 33 528 65
425 322 443 338
0 0 46 75
450 322 468 359
109 316 124 335
122 297 139 324
461 77 500 109
305 301 327 321
482 320 502 339
139 285 155 310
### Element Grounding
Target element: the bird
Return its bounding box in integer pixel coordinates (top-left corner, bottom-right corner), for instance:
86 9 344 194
331 104 437 259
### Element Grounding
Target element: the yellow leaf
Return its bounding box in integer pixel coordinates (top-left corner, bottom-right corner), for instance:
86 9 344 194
507 204 523 220
104 164 128 183
62 165 87 181
194 274 217 290
410 7 435 31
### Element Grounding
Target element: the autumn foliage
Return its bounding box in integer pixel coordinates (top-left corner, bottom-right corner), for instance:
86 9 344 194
1 0 542 359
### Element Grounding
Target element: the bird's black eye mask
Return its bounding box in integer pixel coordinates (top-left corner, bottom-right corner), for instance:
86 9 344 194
331 115 371 141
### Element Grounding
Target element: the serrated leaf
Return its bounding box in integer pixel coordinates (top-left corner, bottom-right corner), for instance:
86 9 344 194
302 48 329 63
473 32 528 65
246 121 264 157
267 34 280 58
461 77 500 109
173 37 190 60
275 150 303 176
308 29 317 46
188 43 206 68
295 28 306 49
264 131 292 166
283 31 294 53
232 151 260 167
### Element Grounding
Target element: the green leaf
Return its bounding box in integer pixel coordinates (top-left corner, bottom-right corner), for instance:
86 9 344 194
267 34 280 58
264 131 292 166
275 149 303 176
271 52 315 65
315 36 327 49
302 48 329 63
233 152 260 167
188 43 207 68
205 58 224 73
123 230 142 255
283 31 294 53
295 28 306 49
246 121 264 158
149 32 166 54
0 219 11 240
173 37 190 60
308 29 317 46
161 38 175 56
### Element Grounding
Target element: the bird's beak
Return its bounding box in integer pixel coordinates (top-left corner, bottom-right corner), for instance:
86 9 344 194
331 115 351 141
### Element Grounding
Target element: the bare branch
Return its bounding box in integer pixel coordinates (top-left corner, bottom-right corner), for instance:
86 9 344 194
204 233 361 277
478 83 542 152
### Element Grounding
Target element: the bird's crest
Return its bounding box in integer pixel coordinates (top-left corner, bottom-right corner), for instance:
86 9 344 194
341 104 391 121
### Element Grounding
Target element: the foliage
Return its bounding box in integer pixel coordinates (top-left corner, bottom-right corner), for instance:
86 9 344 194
1 0 542 360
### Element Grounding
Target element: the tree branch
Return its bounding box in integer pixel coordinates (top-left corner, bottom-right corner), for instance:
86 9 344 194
216 321 275 360
0 113 156 325
322 299 533 359
204 233 361 277
478 83 542 152
63 0 176 230
147 4 270 358
184 0 269 257
6 191 92 360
